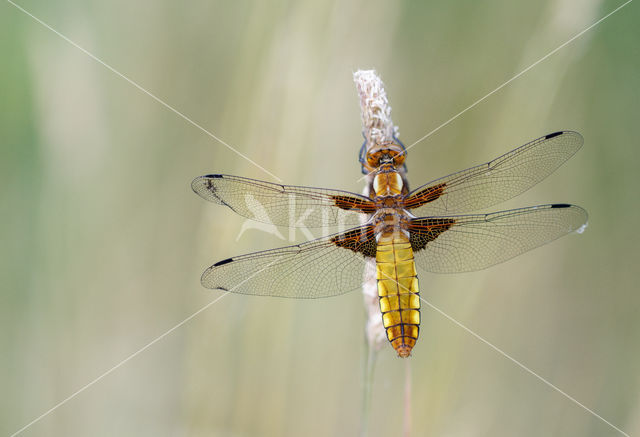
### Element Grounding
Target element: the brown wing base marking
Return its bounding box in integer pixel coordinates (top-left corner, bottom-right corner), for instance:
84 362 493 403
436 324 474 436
331 195 377 214
409 218 456 252
405 183 446 209
330 226 377 258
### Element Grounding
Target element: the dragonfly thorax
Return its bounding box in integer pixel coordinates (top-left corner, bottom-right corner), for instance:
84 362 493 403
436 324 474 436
373 169 404 196
372 210 411 235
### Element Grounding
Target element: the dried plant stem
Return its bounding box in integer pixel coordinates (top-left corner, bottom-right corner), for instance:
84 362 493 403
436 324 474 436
355 69 392 436
354 69 399 353
354 69 408 435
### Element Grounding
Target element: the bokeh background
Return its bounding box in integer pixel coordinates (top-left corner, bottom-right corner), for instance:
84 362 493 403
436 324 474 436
2 0 639 436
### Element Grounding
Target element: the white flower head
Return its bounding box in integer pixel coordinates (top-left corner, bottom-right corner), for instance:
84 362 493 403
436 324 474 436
353 69 399 148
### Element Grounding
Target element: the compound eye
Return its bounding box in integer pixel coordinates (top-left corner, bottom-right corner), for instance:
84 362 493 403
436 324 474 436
366 152 379 168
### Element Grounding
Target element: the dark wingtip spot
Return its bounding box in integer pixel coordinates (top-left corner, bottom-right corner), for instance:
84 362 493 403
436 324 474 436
545 131 563 139
213 257 233 267
218 286 229 291
204 174 223 178
551 203 571 208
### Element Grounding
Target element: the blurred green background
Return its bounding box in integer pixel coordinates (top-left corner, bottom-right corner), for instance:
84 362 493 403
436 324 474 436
1 0 639 436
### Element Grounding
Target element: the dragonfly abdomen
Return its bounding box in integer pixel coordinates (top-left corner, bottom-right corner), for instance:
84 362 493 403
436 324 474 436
376 231 420 358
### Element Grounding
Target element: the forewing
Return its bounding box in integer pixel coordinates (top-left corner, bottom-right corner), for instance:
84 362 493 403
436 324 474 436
406 131 583 215
192 174 374 228
201 225 377 298
410 204 587 273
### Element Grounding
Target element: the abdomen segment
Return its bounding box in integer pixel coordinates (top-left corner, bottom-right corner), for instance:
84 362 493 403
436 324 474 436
376 232 420 357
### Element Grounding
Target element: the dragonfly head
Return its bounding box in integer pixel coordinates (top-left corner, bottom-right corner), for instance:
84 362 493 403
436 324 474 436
363 142 406 172
359 137 408 174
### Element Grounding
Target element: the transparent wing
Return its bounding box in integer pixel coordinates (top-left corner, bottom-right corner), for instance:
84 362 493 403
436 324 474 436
192 174 374 228
201 225 377 298
410 204 587 273
405 131 583 215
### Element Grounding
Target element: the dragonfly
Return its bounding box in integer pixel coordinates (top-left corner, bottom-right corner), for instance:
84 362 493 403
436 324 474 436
192 131 587 358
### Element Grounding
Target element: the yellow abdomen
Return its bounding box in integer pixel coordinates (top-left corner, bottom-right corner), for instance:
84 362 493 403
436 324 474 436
376 231 420 357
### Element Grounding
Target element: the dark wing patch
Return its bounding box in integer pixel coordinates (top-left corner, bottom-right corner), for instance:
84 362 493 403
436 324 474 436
192 174 374 228
332 195 377 213
331 225 377 257
201 225 378 298
409 218 456 252
404 183 446 210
